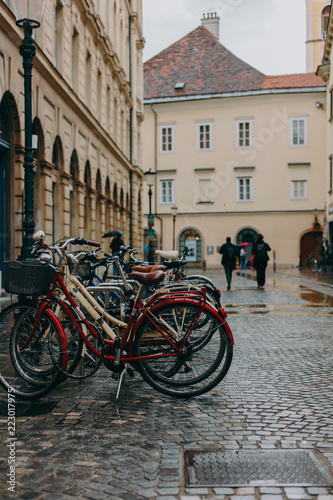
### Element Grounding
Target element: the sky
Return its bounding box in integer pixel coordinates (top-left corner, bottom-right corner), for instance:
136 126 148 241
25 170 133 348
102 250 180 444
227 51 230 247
142 0 307 76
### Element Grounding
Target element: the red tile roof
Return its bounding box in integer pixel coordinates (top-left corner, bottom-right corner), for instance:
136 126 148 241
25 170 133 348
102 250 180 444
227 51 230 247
144 27 265 99
262 74 325 89
144 27 325 100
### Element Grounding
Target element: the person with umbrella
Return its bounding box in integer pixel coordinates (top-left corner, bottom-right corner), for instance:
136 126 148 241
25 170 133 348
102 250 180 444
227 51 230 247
103 230 125 275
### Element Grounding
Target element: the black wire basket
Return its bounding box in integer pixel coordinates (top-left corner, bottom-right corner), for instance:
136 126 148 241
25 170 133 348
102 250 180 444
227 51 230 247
3 260 55 295
67 260 92 281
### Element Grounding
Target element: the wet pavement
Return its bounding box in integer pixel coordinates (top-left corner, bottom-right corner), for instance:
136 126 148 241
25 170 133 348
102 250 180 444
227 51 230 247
1 269 333 499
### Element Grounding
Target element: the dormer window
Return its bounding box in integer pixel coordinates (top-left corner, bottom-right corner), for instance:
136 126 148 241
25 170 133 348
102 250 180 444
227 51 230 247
322 5 330 40
175 82 185 90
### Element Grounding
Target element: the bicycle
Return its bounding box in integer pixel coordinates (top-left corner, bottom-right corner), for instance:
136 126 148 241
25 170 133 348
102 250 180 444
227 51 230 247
1 231 234 400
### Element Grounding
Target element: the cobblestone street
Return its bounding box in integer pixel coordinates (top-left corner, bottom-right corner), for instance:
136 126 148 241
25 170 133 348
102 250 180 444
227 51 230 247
1 269 333 500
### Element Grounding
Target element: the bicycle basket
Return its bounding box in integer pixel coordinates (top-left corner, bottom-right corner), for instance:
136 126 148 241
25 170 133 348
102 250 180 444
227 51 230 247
3 260 55 295
67 260 91 280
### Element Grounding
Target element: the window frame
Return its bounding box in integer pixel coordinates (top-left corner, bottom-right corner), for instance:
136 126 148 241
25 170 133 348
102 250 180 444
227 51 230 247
159 125 175 153
290 117 307 147
236 120 252 149
291 179 308 200
159 179 174 205
197 122 213 151
237 176 253 202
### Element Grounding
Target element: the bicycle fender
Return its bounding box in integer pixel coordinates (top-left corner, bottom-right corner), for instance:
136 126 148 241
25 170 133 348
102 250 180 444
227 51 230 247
203 302 235 346
43 307 69 371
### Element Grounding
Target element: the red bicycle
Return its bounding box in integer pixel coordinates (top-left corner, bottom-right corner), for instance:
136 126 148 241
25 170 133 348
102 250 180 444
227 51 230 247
0 232 234 400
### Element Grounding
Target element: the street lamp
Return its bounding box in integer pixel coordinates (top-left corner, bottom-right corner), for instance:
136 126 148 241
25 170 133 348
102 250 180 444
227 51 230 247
144 169 156 264
171 205 178 251
13 0 47 260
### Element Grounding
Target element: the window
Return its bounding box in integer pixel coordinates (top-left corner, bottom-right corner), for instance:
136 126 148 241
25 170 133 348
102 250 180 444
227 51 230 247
86 51 91 108
329 156 333 192
197 123 212 150
160 126 174 152
55 1 63 71
291 180 307 199
237 121 252 148
197 178 213 203
72 28 79 92
322 5 330 39
290 118 306 146
160 180 174 204
237 177 252 202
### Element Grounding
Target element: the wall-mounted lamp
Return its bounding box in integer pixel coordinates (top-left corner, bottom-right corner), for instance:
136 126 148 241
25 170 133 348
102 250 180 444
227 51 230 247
316 101 325 110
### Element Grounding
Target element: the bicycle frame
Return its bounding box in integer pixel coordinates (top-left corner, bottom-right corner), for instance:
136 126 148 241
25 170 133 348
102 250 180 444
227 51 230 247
45 267 224 364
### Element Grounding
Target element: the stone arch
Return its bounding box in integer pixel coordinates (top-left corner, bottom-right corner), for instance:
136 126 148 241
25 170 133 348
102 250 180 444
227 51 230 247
179 227 203 263
0 91 20 268
69 149 80 236
51 135 65 241
95 169 102 241
84 160 92 235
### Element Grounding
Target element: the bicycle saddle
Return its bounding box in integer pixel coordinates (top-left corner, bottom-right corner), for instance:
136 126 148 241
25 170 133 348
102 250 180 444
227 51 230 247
130 265 165 273
155 250 179 260
128 270 165 286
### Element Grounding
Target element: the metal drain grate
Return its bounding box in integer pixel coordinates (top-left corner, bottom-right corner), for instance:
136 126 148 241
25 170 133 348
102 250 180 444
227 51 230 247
185 450 333 487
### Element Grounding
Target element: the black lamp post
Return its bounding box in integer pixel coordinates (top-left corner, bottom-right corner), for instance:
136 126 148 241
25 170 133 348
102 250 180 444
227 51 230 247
13 0 46 260
171 205 178 251
144 169 156 264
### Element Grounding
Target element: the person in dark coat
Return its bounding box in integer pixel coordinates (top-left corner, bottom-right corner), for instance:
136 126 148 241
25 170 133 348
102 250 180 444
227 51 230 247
252 234 271 289
110 235 124 255
219 237 239 290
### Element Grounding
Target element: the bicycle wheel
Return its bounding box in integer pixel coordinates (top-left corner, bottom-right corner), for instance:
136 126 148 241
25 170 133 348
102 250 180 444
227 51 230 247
0 303 64 399
133 302 233 398
48 311 105 379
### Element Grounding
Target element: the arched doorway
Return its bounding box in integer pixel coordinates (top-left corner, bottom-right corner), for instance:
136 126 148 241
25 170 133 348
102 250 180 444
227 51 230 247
236 227 258 264
0 118 10 282
300 231 323 268
179 228 202 263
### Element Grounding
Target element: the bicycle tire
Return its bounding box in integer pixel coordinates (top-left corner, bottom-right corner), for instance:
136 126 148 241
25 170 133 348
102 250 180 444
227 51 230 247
133 302 233 398
48 310 105 379
0 303 64 400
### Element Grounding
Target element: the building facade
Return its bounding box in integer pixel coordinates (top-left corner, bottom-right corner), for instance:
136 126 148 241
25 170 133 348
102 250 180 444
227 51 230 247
317 1 333 252
306 0 331 72
0 0 144 281
143 13 326 268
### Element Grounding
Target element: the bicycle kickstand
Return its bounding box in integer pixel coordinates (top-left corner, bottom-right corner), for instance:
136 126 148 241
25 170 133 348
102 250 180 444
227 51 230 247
115 367 127 401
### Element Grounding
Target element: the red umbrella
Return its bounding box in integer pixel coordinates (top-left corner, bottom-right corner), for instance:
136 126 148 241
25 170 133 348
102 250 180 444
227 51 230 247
239 242 252 247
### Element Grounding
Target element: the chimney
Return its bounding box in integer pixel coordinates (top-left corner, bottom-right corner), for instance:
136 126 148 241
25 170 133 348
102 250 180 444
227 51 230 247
201 12 220 40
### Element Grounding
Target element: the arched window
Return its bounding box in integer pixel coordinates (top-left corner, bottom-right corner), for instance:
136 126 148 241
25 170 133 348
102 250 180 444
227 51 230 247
69 149 79 237
32 118 45 231
105 177 111 235
95 169 102 242
84 161 92 235
52 136 64 242
322 5 330 39
179 228 202 262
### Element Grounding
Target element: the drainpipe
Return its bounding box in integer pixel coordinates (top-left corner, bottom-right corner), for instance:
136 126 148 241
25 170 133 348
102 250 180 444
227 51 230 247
150 103 163 248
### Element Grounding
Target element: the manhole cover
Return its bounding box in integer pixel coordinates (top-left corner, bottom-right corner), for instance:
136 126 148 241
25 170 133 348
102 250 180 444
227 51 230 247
185 450 333 487
0 401 59 417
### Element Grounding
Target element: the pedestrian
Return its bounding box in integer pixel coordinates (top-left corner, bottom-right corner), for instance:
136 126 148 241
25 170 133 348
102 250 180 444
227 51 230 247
219 237 239 290
110 234 125 255
110 233 125 275
251 234 271 289
239 247 246 269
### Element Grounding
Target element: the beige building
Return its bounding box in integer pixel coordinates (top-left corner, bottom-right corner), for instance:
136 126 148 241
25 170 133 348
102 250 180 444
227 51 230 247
0 0 144 280
317 1 333 252
143 12 326 268
306 0 331 72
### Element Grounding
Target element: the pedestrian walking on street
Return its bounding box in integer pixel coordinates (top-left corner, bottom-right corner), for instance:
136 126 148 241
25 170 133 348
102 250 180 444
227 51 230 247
219 237 239 290
239 247 247 269
252 233 271 289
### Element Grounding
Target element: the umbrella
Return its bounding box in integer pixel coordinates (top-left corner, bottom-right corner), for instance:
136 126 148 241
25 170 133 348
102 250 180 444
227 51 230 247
239 242 252 247
102 230 124 238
